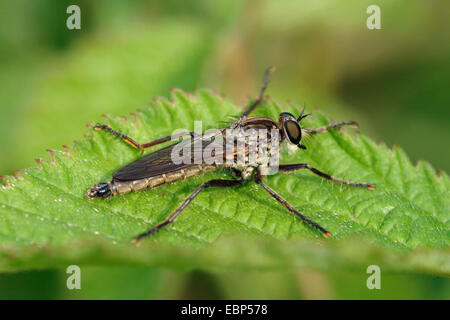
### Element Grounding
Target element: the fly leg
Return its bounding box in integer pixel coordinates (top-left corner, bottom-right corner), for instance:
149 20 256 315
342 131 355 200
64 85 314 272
303 121 358 135
236 66 274 123
94 124 194 150
253 172 331 237
279 163 375 190
132 178 243 244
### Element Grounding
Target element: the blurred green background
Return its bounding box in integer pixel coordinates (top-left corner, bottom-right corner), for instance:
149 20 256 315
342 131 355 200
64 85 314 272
0 0 448 299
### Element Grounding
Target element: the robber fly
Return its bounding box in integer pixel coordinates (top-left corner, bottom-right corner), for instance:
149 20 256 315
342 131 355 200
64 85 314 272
87 67 374 244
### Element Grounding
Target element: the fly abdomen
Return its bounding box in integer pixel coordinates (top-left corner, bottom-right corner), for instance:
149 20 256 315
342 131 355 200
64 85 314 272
86 179 152 198
86 182 113 199
87 165 217 198
113 177 164 195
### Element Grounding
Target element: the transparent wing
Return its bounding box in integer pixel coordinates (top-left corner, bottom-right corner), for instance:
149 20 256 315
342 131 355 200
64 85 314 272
112 130 235 181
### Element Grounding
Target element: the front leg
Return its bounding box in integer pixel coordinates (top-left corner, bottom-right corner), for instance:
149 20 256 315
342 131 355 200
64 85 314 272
303 121 358 135
279 163 375 190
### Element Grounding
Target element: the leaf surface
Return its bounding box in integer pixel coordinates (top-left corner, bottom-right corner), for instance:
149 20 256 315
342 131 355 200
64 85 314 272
0 90 448 274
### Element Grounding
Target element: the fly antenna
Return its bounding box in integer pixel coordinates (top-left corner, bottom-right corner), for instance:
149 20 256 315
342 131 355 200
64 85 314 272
297 103 310 122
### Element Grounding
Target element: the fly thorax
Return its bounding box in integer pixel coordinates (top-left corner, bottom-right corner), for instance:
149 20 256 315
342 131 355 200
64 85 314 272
224 126 280 170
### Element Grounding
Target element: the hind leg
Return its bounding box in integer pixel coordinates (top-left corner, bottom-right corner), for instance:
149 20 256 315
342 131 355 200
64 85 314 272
94 124 194 150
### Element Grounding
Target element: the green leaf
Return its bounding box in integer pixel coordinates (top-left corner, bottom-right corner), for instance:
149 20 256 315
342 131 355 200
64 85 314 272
0 90 448 274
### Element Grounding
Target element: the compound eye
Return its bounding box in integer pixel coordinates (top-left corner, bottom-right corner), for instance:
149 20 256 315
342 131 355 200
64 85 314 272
284 120 302 144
